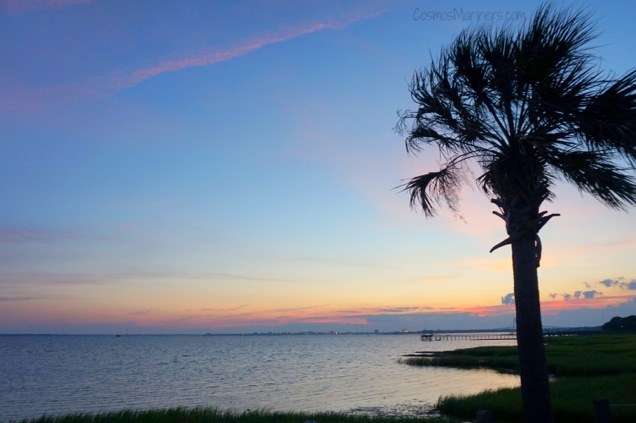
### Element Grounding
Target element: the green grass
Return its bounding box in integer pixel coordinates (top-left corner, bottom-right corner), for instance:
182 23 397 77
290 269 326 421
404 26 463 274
15 407 456 423
402 334 636 376
544 334 636 376
402 334 636 422
438 373 636 423
400 346 519 373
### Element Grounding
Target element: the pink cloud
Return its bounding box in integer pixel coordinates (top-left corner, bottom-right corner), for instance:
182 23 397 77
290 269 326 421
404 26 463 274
540 295 635 315
137 306 370 330
5 294 634 332
107 8 386 93
154 295 636 330
459 304 516 318
128 21 352 88
2 8 385 112
446 295 636 318
177 303 486 329
0 0 89 13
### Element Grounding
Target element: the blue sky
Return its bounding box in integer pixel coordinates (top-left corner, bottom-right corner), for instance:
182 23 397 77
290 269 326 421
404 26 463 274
1 0 635 334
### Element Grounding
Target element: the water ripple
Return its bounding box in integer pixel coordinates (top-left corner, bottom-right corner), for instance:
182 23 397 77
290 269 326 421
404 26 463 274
0 334 519 422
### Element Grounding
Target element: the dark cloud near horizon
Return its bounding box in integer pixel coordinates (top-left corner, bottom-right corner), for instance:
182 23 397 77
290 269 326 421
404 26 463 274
596 276 636 290
546 276 636 304
501 293 515 305
553 290 602 301
498 287 607 305
599 278 621 288
582 290 601 299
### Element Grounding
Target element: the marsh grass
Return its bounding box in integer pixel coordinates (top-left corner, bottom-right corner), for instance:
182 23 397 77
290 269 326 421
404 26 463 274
401 335 636 376
404 334 636 422
399 346 518 373
16 408 455 423
437 373 636 423
544 334 636 376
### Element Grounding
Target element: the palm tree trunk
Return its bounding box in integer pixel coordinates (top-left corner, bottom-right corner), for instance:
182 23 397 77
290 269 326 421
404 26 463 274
511 236 553 423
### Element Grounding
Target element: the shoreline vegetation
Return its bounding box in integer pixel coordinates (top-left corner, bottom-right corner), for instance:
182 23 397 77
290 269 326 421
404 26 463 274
13 334 636 423
402 334 636 422
13 409 453 423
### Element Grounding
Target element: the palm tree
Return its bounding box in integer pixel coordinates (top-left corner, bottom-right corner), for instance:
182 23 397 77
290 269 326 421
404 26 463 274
396 4 636 422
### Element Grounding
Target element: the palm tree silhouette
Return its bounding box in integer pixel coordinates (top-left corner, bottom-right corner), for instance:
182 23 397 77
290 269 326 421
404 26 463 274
396 5 636 422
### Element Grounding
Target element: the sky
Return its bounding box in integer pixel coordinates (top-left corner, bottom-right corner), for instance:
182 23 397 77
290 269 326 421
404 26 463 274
1 0 634 334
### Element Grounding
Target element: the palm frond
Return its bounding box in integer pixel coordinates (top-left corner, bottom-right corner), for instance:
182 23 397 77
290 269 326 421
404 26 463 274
397 2 636 219
546 150 636 209
401 166 462 217
578 70 636 163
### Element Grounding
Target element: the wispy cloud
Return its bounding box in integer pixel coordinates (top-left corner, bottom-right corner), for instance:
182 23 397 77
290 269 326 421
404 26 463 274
459 257 511 273
0 269 294 288
167 303 442 330
160 304 368 329
4 7 386 112
190 303 489 329
183 294 636 329
0 296 40 302
126 15 369 88
0 227 103 244
459 304 515 318
418 274 461 283
594 236 636 250
286 255 395 270
349 305 434 315
7 296 634 333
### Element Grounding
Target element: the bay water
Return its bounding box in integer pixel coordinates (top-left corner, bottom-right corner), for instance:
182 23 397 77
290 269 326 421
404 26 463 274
0 334 519 422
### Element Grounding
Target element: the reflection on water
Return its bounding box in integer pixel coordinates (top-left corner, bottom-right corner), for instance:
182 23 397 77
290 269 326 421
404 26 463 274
0 334 519 421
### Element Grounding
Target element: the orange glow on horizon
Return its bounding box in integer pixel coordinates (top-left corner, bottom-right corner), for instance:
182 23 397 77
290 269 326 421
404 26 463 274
4 294 631 331
539 295 635 315
457 295 635 318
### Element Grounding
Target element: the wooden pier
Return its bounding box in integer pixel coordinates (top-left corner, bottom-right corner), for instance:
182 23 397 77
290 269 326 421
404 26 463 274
421 333 517 341
420 332 581 341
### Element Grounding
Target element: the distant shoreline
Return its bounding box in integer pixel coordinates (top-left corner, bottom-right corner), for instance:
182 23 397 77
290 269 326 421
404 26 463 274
0 326 603 337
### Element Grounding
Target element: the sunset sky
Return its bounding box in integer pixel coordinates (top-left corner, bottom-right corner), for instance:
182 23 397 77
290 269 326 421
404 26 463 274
1 0 634 334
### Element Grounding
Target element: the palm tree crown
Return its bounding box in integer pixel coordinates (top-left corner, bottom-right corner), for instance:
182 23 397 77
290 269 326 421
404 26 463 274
397 5 635 421
397 5 636 251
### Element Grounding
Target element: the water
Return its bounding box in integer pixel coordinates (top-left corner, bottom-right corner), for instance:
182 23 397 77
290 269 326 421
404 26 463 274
0 334 520 422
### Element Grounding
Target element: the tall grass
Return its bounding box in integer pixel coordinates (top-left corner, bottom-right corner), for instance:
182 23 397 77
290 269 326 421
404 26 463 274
401 334 636 376
545 334 636 376
437 373 636 423
403 334 636 422
399 346 518 373
15 408 455 423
